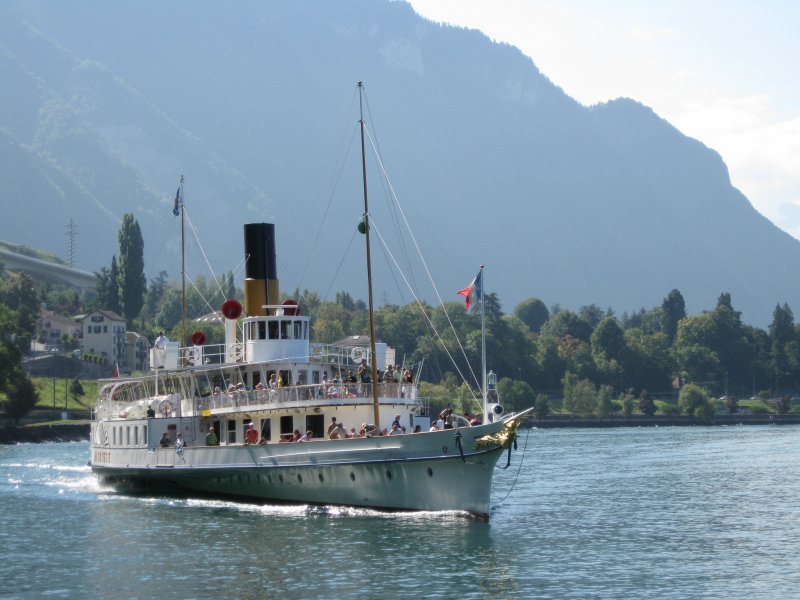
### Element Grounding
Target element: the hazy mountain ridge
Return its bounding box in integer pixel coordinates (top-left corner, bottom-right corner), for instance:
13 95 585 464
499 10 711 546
1 0 797 327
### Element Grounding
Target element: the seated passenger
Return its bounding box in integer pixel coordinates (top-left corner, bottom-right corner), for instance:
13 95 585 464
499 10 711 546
159 432 171 447
298 430 313 442
245 423 259 444
205 427 219 446
388 423 404 435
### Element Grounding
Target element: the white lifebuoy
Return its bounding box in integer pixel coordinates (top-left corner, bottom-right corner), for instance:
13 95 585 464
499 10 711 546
350 347 364 362
158 400 172 416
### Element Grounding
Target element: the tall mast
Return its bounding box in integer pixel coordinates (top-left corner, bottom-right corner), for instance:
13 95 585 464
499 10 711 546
358 82 381 428
480 264 487 420
179 175 186 353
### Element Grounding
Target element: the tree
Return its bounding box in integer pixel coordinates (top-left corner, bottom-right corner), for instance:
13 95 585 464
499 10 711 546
69 378 85 404
638 389 656 415
541 310 593 341
533 393 550 419
562 372 596 417
514 297 549 333
662 289 686 341
596 384 614 418
775 395 791 415
724 394 739 414
118 214 146 324
1 366 38 422
678 383 714 424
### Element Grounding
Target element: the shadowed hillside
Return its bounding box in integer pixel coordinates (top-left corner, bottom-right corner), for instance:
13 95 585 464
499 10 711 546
0 0 797 326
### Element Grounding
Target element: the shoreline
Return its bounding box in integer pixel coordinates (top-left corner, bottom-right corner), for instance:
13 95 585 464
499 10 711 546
3 413 800 444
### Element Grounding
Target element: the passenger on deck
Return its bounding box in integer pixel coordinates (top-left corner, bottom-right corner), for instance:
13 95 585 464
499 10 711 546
175 433 185 449
298 430 313 442
292 429 302 442
205 427 219 446
245 423 259 444
429 422 439 432
327 417 338 435
389 423 404 435
329 423 349 439
268 374 277 389
146 405 156 418
159 432 170 447
154 331 168 349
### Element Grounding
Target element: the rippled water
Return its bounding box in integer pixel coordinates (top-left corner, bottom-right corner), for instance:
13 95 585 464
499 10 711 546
2 426 799 599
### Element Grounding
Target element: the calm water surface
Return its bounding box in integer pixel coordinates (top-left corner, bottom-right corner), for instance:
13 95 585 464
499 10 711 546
2 426 799 599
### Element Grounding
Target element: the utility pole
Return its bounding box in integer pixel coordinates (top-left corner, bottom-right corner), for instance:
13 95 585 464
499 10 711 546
66 219 78 268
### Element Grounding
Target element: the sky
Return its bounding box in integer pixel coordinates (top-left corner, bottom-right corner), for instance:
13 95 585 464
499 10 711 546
407 0 800 240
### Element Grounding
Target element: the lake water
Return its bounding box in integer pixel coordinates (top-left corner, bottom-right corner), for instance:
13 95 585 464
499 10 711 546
2 426 799 599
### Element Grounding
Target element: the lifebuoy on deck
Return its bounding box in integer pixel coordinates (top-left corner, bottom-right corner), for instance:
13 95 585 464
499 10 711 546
350 347 364 362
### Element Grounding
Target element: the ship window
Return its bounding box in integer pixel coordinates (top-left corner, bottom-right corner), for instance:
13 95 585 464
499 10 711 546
143 426 147 445
112 427 117 445
268 321 278 340
258 321 266 340
260 418 271 441
280 415 293 435
134 427 139 446
125 426 130 446
227 420 237 444
297 370 308 385
293 320 302 339
306 414 324 439
312 371 320 385
280 321 289 339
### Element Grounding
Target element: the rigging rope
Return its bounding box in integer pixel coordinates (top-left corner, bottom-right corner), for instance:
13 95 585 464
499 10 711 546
491 420 534 509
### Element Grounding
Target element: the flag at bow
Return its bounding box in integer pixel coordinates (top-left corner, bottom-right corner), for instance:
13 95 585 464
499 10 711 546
112 361 119 378
172 175 184 216
457 270 482 312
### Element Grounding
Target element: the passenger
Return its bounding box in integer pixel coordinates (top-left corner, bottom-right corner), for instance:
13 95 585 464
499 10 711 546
292 429 302 442
298 430 313 442
327 416 338 435
259 437 268 445
245 423 259 444
349 427 358 438
268 374 277 389
429 422 439 432
470 414 482 426
393 365 402 383
436 418 445 430
413 425 421 433
154 331 168 349
146 405 156 418
403 368 413 383
389 423 404 435
175 433 185 449
391 414 401 429
329 423 349 439
159 432 170 447
205 427 219 446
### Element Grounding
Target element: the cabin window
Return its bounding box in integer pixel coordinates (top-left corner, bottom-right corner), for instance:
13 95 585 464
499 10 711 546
113 427 117 446
134 427 139 446
125 426 130 446
312 371 320 385
280 321 289 339
261 418 271 442
268 321 278 340
227 420 237 444
306 414 324 439
252 371 261 388
297 370 308 386
280 415 293 435
143 426 147 445
258 321 266 340
293 320 302 340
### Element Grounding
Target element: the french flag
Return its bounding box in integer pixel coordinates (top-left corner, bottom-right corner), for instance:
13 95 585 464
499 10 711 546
457 270 482 311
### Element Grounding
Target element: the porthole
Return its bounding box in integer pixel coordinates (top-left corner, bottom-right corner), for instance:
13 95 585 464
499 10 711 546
427 468 433 477
350 472 356 482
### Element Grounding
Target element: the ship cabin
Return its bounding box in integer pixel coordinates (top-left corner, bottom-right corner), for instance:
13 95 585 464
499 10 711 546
94 306 425 449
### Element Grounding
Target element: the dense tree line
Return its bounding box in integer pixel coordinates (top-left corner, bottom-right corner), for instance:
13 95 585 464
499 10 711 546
6 212 800 424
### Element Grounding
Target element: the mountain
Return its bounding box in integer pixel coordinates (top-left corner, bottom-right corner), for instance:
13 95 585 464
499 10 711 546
0 0 796 327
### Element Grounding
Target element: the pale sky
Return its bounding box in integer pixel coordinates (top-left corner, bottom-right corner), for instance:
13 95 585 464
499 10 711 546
407 0 800 240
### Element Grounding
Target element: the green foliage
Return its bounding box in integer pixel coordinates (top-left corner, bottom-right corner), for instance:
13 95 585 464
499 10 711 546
69 378 85 403
514 297 549 333
496 377 534 412
678 383 715 423
562 372 596 418
775 395 791 415
533 393 550 419
619 389 635 417
596 384 614 418
723 395 739 414
662 289 686 341
118 214 146 324
638 389 656 415
1 366 38 421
